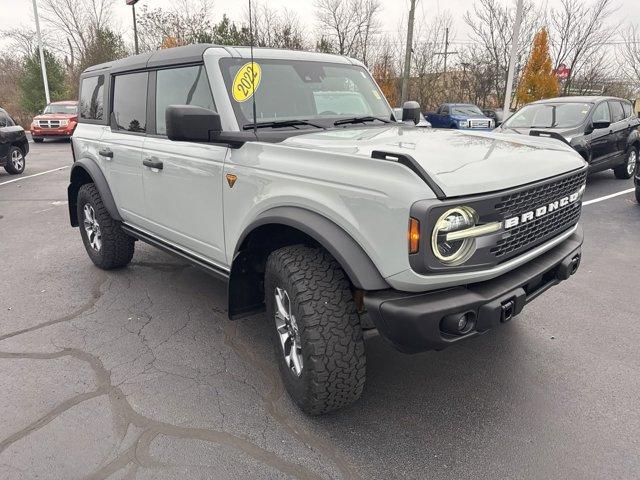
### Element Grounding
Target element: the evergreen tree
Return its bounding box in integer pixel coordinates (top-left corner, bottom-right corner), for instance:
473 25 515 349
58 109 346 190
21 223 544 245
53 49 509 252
18 50 67 114
516 28 559 105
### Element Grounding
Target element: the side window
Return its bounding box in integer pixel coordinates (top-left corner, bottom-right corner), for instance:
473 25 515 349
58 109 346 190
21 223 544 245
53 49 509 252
591 102 611 124
441 106 449 115
609 101 625 123
622 101 633 119
155 65 215 136
79 75 105 121
112 72 148 133
0 110 9 127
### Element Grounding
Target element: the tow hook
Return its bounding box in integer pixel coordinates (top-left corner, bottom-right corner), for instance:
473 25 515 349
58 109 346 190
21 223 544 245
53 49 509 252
500 299 515 323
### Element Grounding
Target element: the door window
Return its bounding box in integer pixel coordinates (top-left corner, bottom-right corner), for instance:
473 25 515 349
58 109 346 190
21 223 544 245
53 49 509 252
608 101 625 123
0 110 12 127
112 72 148 133
591 102 611 124
79 75 105 120
155 65 215 136
622 101 633 119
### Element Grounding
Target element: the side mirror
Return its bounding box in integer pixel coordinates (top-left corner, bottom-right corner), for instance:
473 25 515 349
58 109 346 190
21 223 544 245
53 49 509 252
402 101 421 125
166 105 222 142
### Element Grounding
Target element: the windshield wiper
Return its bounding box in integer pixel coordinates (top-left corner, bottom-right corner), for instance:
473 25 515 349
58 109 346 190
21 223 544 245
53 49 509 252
333 116 391 126
242 119 325 130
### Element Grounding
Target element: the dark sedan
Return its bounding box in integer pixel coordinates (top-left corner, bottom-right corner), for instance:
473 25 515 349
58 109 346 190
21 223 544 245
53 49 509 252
0 107 29 175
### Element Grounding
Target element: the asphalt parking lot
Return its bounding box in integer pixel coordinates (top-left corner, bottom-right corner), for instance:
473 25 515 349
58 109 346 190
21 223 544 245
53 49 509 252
1 139 639 480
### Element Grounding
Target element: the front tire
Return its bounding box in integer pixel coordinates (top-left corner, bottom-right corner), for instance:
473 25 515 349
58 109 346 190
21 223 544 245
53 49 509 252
77 183 135 269
4 146 25 174
613 147 637 179
265 245 366 415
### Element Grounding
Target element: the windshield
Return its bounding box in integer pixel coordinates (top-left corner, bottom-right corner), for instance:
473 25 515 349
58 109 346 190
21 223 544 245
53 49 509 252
504 103 592 129
220 58 391 129
44 104 77 115
451 105 483 116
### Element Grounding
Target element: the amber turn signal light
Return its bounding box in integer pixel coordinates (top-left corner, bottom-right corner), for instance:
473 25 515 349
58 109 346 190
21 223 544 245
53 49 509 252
408 218 420 254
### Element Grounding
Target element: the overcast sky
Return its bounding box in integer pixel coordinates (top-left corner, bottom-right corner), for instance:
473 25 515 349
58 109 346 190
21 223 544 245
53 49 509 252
1 0 638 51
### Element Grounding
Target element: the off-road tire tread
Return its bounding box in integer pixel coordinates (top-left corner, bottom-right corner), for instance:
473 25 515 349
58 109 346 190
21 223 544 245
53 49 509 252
265 245 366 415
77 183 134 269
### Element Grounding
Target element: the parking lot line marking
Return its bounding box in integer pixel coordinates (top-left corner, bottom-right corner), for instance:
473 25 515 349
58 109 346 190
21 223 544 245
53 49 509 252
583 188 635 206
0 166 70 186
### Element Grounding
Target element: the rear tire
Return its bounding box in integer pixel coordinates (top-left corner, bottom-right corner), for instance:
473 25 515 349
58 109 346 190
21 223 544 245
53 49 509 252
264 245 366 415
3 146 25 174
635 186 640 204
77 183 134 269
613 147 637 179
33 138 44 143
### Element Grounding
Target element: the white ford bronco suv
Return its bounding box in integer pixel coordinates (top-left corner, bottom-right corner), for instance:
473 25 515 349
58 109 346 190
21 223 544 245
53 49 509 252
68 45 586 415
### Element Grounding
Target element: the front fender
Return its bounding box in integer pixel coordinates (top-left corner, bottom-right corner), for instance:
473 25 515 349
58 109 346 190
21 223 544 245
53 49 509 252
68 159 121 226
235 206 389 291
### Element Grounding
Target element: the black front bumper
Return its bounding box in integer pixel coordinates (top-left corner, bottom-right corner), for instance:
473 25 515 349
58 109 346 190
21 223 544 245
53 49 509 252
364 228 583 353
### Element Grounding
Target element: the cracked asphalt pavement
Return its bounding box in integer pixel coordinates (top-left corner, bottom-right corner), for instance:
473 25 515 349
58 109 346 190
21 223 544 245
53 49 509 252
1 140 639 479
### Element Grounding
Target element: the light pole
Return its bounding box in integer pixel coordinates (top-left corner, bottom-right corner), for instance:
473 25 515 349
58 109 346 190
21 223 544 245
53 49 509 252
32 0 50 105
503 0 524 113
127 0 140 54
400 0 417 106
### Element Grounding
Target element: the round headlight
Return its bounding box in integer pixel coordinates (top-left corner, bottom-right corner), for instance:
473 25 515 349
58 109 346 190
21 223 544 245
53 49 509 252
431 206 478 265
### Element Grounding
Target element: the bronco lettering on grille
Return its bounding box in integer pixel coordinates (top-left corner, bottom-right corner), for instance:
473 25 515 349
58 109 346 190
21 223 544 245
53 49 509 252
504 187 584 230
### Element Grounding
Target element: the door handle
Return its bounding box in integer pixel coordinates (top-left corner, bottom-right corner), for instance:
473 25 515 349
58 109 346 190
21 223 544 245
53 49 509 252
143 158 163 170
98 148 113 158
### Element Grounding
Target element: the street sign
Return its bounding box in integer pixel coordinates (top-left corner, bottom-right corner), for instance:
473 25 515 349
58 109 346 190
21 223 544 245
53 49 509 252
554 64 571 80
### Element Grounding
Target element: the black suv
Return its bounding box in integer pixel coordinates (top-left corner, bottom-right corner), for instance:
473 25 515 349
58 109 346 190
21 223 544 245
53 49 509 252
0 107 28 175
496 96 639 180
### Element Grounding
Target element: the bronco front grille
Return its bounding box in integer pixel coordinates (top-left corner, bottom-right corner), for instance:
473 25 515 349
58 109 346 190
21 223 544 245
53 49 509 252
491 169 587 260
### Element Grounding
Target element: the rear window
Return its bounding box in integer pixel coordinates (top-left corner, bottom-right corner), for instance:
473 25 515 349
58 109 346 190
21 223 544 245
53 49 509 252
622 101 633 118
112 72 148 133
79 76 104 121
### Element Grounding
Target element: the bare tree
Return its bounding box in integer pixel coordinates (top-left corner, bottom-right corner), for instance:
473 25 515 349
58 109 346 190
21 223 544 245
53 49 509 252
246 3 309 50
39 0 115 68
464 0 543 106
410 12 454 110
314 0 382 65
550 0 618 95
136 0 214 51
618 25 640 94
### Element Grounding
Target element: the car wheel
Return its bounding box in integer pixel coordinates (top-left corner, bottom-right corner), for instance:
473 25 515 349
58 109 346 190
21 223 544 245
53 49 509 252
33 138 44 143
636 186 640 204
77 183 135 269
264 245 366 415
3 146 26 174
613 147 637 179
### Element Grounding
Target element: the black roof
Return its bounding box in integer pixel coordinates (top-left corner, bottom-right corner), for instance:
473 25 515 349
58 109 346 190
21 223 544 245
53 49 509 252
83 44 222 76
531 96 627 104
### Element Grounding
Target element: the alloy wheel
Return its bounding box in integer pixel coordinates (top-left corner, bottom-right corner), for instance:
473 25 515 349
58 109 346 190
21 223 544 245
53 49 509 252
627 150 637 176
274 287 303 376
11 149 24 171
83 204 102 251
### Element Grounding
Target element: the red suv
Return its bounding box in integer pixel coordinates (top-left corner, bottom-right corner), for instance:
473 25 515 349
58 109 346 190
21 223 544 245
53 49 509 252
31 101 78 143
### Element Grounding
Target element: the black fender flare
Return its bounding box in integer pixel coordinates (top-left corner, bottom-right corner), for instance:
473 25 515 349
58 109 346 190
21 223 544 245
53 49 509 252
235 206 390 291
68 159 121 226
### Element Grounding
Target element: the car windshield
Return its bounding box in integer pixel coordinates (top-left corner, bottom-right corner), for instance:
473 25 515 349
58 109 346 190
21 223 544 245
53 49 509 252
451 105 483 116
504 103 592 129
220 58 392 129
44 104 77 115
